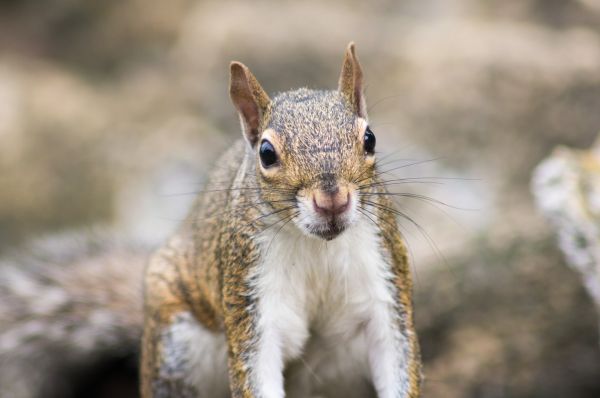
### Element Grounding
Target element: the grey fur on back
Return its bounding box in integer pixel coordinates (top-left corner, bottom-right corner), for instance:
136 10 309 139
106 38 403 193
0 231 148 398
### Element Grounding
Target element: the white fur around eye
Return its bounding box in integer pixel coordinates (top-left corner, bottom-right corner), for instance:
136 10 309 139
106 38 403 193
258 128 283 177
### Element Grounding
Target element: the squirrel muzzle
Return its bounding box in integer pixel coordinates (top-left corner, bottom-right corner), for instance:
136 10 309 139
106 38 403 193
313 186 350 218
301 184 356 240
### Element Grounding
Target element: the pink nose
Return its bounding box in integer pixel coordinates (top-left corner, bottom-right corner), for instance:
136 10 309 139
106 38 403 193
313 189 350 217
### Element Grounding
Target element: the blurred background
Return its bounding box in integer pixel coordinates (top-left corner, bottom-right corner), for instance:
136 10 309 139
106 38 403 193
1 0 600 397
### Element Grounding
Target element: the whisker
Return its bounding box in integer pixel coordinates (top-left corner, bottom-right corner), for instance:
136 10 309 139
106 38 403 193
359 176 479 189
359 192 476 211
354 158 443 185
367 93 404 114
373 157 443 178
362 199 449 270
363 192 473 239
161 186 296 197
261 211 300 257
357 204 419 284
177 198 297 230
363 180 446 189
245 206 297 229
372 148 429 169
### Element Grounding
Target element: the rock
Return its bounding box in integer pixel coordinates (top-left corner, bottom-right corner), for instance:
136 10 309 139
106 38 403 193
532 139 600 332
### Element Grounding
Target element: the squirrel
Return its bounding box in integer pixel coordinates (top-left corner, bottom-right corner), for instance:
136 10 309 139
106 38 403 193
0 42 422 398
141 42 422 398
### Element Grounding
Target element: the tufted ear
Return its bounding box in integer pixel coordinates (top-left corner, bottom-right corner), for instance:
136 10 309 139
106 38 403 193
229 62 271 147
338 42 367 119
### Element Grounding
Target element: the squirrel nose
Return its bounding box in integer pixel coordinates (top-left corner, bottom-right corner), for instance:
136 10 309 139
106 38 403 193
313 187 350 217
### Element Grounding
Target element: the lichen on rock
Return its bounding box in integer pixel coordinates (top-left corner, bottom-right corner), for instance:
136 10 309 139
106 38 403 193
532 139 600 327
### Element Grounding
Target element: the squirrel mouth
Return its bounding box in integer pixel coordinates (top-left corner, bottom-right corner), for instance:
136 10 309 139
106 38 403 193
312 220 347 241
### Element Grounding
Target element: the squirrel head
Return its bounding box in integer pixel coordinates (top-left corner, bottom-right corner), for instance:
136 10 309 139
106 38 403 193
229 43 376 240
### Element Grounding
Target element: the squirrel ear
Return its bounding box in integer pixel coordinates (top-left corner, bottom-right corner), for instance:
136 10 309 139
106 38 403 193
229 62 271 147
338 42 367 119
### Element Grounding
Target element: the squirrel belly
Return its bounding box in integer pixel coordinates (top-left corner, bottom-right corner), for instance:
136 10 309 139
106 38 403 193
249 213 410 397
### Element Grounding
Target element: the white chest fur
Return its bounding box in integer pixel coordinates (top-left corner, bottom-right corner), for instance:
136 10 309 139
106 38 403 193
251 218 398 389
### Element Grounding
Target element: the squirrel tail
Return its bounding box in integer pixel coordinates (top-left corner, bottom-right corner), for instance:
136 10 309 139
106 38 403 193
0 232 147 398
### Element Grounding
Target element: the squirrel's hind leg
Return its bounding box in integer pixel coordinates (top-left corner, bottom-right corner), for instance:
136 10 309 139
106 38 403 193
141 309 229 398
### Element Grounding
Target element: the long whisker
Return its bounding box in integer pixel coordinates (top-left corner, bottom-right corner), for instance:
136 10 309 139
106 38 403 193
357 203 420 284
354 158 443 185
172 198 297 230
161 186 296 197
245 206 298 229
362 192 473 234
261 211 300 257
364 180 446 189
367 93 404 114
353 152 420 184
372 153 424 170
359 192 476 211
362 199 448 269
359 176 478 190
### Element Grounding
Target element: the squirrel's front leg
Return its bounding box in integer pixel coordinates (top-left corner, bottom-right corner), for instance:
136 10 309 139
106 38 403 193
222 240 285 398
366 227 421 398
224 305 285 398
365 304 420 398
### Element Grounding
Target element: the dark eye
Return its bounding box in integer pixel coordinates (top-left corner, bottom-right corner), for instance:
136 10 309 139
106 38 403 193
364 127 376 155
259 139 278 168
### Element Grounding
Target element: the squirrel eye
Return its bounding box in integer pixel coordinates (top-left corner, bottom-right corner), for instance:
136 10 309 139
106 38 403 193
364 127 376 156
259 139 278 168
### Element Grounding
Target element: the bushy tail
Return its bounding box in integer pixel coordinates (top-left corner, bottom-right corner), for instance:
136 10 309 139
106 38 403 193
0 232 148 398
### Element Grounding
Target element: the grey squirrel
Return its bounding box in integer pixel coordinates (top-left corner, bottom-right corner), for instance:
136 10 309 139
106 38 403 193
142 42 421 397
0 43 422 398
